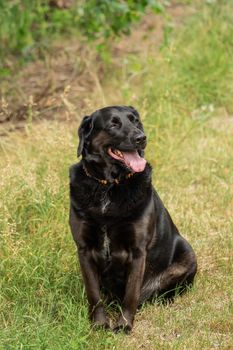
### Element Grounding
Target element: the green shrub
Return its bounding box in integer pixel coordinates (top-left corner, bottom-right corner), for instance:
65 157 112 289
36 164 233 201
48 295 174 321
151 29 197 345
0 0 163 73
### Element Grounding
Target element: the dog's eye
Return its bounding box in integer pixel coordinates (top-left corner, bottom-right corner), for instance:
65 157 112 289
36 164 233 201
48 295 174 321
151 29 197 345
109 117 122 129
109 123 121 129
127 114 139 123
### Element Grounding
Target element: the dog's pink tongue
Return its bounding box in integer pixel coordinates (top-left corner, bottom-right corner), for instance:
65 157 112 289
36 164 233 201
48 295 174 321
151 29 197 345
122 151 146 172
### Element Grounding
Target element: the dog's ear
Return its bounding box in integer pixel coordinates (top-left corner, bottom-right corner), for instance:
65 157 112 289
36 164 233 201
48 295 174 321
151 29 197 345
77 115 93 157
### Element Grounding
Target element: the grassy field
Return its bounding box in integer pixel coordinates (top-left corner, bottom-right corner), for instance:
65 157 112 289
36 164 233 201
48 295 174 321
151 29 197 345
0 1 233 349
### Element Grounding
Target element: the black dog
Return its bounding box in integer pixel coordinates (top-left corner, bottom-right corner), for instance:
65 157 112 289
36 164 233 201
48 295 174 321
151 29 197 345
69 106 197 333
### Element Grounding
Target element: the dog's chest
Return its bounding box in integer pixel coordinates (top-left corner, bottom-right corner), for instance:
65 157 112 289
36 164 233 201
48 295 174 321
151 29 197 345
101 225 111 259
100 191 111 214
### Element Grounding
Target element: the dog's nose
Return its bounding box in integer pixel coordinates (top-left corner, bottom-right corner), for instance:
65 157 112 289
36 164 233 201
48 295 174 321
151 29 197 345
135 134 147 144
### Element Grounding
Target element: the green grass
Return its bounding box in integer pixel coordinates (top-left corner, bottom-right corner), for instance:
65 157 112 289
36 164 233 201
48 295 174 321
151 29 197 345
0 1 233 349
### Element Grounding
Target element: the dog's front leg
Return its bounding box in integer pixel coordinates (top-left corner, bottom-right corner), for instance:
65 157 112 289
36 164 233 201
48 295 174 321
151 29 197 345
78 247 109 329
69 207 109 329
114 249 146 333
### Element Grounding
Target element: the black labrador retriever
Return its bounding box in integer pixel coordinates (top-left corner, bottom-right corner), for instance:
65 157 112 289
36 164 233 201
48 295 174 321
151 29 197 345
69 106 197 333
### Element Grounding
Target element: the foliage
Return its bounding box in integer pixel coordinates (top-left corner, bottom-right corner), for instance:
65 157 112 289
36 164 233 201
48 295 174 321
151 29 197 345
77 0 163 39
0 0 162 73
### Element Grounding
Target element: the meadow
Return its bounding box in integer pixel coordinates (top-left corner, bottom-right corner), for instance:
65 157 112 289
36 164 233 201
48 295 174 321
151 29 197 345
0 1 233 349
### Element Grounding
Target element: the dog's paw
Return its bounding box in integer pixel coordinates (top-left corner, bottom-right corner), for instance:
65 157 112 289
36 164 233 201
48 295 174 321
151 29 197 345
92 319 110 330
113 316 133 334
92 309 110 330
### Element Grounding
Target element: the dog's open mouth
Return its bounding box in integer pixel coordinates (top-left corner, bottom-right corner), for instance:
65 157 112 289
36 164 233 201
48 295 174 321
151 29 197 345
108 148 146 173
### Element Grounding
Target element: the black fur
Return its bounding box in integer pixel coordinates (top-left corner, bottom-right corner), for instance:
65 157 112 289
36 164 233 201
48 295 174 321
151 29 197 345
69 106 197 333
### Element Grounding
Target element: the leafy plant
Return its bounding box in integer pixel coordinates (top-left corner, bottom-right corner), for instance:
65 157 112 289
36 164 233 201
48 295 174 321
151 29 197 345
77 0 163 39
0 0 163 74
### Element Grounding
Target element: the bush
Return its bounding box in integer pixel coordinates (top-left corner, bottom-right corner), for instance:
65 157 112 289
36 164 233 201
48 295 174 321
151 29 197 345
0 0 163 71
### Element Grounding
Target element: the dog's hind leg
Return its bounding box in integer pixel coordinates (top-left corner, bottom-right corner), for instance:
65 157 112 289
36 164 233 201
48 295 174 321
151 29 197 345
139 251 197 305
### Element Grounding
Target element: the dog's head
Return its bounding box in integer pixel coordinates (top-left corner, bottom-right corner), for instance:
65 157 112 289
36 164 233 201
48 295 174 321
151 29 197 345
78 106 147 173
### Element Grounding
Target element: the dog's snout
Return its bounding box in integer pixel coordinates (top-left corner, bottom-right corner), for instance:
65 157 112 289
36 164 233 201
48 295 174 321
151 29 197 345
135 134 146 145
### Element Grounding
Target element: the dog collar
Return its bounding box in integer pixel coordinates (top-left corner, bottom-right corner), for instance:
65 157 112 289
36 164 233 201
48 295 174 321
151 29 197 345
82 164 133 185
